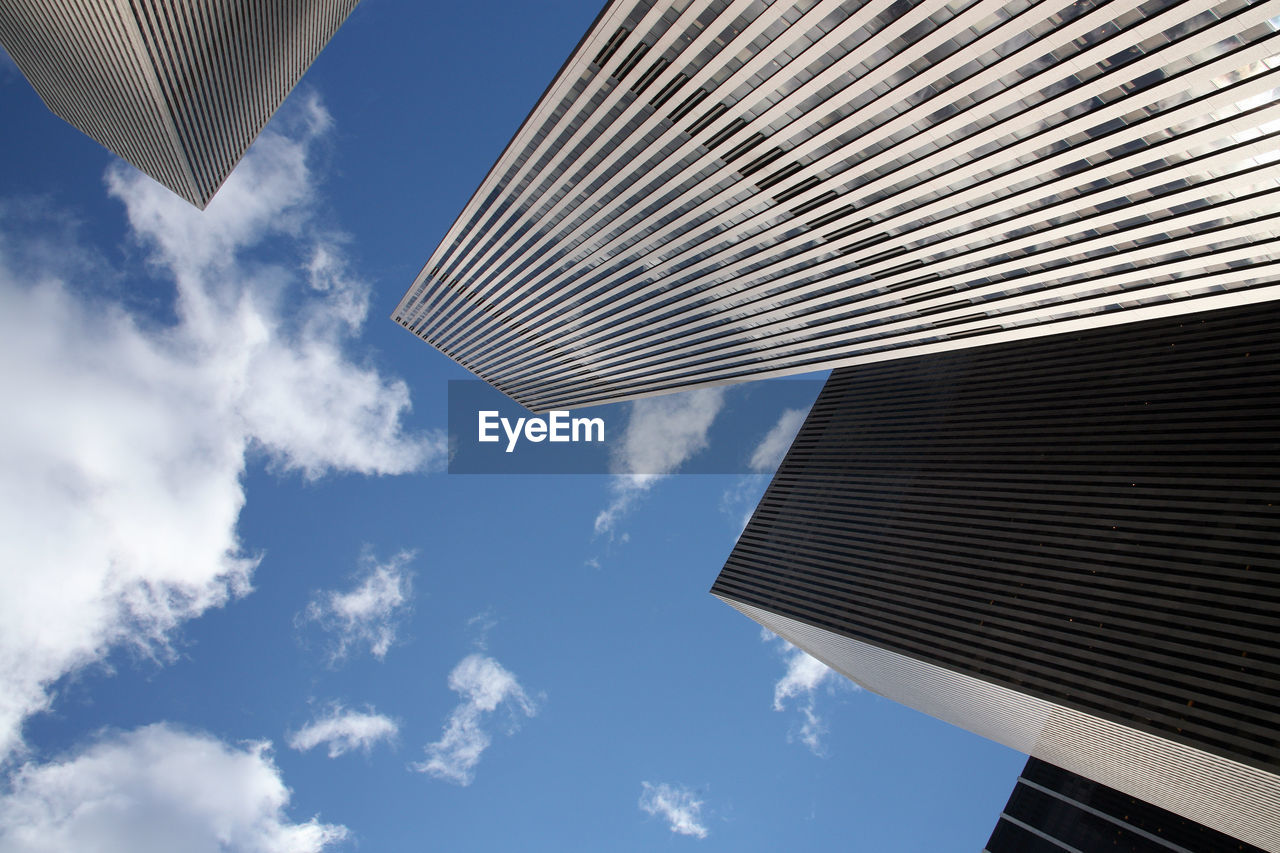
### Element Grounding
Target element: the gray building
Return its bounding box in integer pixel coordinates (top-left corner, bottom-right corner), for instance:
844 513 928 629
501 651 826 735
986 757 1266 852
711 300 1280 851
0 0 359 208
393 0 1280 411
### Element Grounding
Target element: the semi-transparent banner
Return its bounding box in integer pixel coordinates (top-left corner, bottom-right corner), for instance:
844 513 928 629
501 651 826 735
446 378 824 474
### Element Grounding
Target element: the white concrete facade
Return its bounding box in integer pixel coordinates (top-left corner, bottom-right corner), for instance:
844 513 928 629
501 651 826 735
0 0 359 207
394 0 1280 411
720 595 1280 853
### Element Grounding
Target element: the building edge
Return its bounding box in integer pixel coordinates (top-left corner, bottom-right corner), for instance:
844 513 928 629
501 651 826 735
393 281 1280 413
391 0 637 327
713 593 1280 853
177 0 362 209
0 0 361 208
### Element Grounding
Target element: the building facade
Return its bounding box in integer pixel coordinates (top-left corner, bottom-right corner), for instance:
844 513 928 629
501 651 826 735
711 300 1280 851
393 0 1280 411
0 0 359 208
986 757 1266 853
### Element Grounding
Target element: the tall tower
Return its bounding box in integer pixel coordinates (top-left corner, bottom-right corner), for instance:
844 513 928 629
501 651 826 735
393 0 1280 411
986 758 1266 853
0 0 359 207
711 300 1280 851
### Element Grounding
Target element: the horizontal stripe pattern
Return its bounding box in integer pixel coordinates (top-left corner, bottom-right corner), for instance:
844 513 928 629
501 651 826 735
986 758 1267 853
720 597 1280 852
393 0 1280 411
711 301 1280 847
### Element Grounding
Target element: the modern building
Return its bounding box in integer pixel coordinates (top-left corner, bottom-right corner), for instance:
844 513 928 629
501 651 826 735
986 757 1266 853
393 0 1280 412
0 0 359 208
710 300 1280 852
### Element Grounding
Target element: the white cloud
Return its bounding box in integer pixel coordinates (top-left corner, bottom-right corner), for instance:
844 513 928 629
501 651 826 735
763 630 847 755
748 407 808 473
466 610 498 651
772 643 835 710
0 724 347 852
288 705 397 758
106 96 445 480
304 550 414 661
719 405 809 531
718 477 766 533
0 95 441 761
639 782 709 839
594 387 726 535
413 654 538 786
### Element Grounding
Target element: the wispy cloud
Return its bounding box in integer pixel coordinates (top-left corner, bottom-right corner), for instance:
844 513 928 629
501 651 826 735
466 610 498 651
748 407 807 473
0 724 347 851
0 94 441 761
289 704 398 758
594 388 726 536
763 630 846 755
718 477 767 533
721 406 810 530
639 782 709 839
413 654 538 786
304 549 414 661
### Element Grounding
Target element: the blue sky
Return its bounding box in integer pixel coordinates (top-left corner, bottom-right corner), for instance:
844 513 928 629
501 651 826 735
0 2 1026 849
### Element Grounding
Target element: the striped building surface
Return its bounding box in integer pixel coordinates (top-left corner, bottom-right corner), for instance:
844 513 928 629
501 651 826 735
710 300 1280 851
0 0 359 208
986 758 1266 853
393 0 1280 412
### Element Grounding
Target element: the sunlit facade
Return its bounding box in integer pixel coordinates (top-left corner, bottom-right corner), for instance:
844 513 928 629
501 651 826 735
711 301 1280 852
0 0 359 208
394 0 1280 411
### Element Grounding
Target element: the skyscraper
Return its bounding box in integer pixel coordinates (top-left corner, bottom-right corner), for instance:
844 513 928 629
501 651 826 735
710 300 1280 851
0 0 359 208
393 0 1280 411
986 758 1266 853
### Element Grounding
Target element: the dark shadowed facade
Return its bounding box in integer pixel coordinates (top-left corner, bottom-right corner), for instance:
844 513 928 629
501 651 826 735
986 758 1266 853
712 300 1280 851
0 0 359 207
